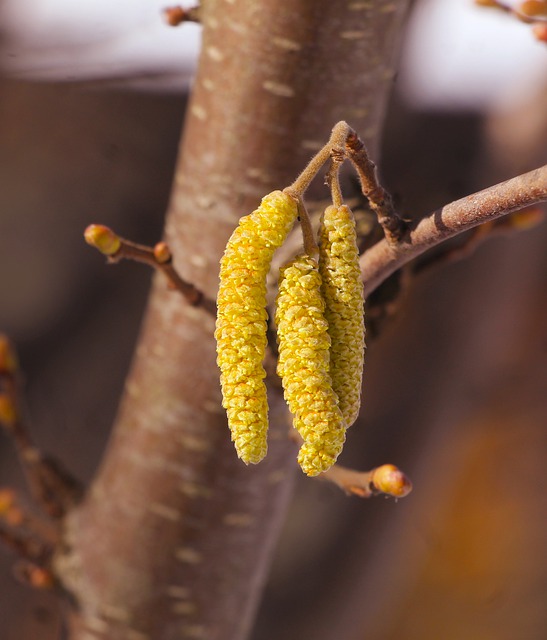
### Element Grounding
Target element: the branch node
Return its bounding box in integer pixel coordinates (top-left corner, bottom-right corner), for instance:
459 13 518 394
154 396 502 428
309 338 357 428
84 225 210 309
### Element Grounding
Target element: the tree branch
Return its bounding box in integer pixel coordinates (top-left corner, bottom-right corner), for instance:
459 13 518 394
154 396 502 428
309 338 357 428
361 165 547 297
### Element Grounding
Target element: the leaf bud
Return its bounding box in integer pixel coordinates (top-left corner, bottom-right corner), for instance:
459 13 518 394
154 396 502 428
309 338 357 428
371 464 413 498
84 224 121 256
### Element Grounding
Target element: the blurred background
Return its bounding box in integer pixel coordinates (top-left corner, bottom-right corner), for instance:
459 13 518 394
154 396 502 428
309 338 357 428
0 1 546 638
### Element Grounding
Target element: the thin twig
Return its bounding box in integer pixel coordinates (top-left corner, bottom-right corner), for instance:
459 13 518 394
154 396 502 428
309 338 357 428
345 130 406 242
0 523 52 564
84 225 214 312
413 206 544 274
0 336 82 518
361 165 547 297
475 0 547 41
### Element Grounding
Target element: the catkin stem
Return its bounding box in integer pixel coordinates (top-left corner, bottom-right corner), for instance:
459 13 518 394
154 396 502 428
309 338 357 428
326 155 344 208
285 121 351 197
297 198 319 259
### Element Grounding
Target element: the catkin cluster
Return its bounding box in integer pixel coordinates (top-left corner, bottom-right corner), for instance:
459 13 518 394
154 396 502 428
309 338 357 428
215 190 298 464
216 188 365 476
319 205 365 426
275 255 346 476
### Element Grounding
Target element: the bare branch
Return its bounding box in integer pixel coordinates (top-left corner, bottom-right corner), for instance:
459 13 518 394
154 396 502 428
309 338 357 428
84 225 215 313
345 130 406 242
361 165 547 297
0 336 82 518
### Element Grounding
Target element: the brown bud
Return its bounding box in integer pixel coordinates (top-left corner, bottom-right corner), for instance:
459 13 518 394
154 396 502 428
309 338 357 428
0 489 15 515
371 464 413 498
532 23 547 41
84 224 121 256
16 562 55 590
0 335 18 375
163 6 186 26
0 394 17 427
153 241 172 263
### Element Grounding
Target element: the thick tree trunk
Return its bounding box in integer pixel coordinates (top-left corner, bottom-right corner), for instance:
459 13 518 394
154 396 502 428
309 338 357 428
54 2 410 638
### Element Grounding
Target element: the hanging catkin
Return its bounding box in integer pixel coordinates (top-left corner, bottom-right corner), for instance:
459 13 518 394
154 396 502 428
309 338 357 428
319 204 365 426
215 190 298 464
276 254 346 476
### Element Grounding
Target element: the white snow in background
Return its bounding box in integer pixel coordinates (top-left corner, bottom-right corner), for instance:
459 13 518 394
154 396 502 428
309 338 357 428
400 0 547 111
0 0 201 89
0 0 545 105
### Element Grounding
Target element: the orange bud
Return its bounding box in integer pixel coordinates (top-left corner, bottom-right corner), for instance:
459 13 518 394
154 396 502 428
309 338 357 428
16 563 55 590
507 207 545 230
163 6 186 26
0 489 15 515
153 241 172 263
0 335 18 375
84 224 121 256
519 0 547 17
0 394 17 427
474 0 500 6
371 464 413 498
532 23 547 41
30 567 55 589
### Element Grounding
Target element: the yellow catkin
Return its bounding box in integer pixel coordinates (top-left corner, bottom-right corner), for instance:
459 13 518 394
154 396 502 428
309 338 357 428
215 190 298 464
319 204 365 426
275 255 346 476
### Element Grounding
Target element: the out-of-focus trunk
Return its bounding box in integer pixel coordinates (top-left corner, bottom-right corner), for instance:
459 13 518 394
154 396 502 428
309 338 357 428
50 3 411 639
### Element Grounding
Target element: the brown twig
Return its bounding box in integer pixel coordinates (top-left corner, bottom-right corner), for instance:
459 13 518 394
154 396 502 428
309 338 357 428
414 206 545 274
475 0 547 41
163 5 201 26
0 336 82 519
0 523 51 564
321 463 413 499
84 225 213 312
361 165 547 297
345 130 406 243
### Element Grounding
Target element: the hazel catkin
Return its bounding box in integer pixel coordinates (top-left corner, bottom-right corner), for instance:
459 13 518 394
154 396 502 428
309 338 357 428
319 204 365 427
215 190 298 464
275 254 346 476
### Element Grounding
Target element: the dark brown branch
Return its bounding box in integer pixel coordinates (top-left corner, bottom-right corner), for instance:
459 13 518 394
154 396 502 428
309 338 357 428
0 336 82 518
361 165 547 297
345 130 406 242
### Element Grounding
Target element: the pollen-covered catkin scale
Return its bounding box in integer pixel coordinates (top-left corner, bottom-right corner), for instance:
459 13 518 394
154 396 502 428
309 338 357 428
215 190 298 464
276 255 346 476
319 204 365 426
